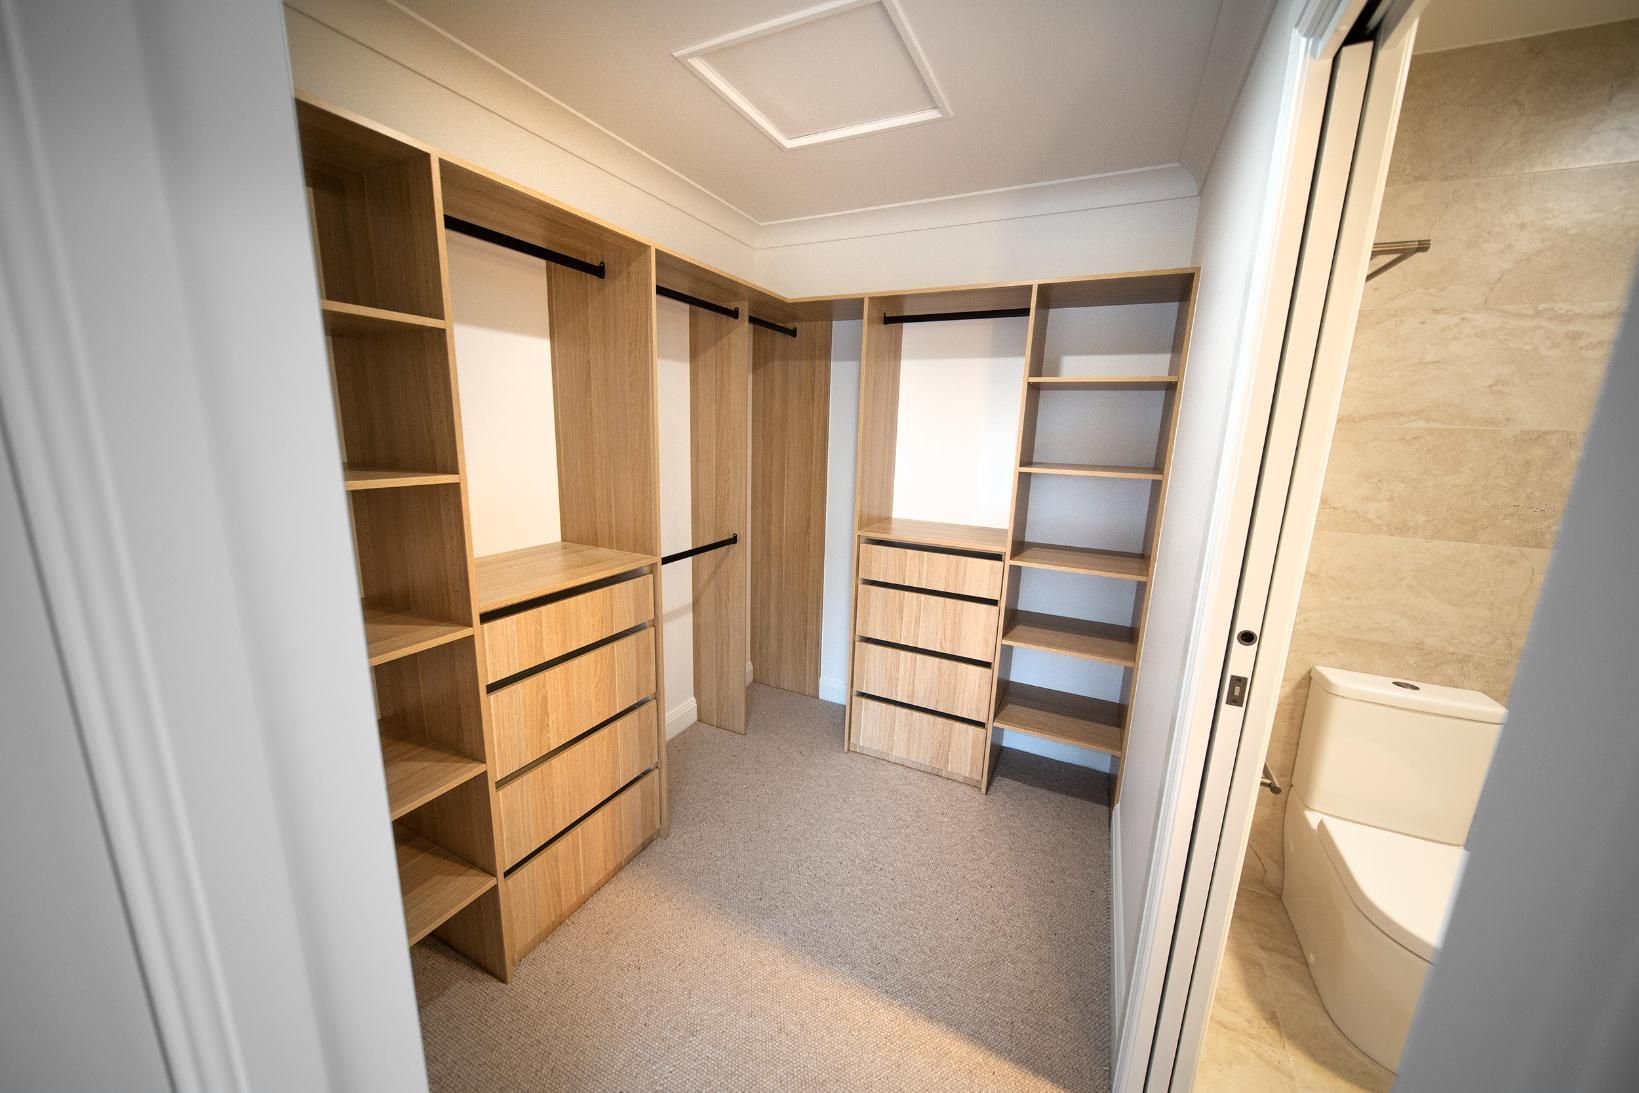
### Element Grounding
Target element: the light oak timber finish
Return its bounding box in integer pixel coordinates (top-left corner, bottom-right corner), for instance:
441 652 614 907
474 542 657 614
1027 376 1178 391
1018 462 1164 480
361 609 469 666
505 770 661 963
329 325 460 475
320 299 447 335
481 573 654 684
1001 611 1138 666
690 304 750 733
750 319 832 697
856 542 1005 599
993 682 1125 756
851 696 986 786
853 641 992 724
856 583 999 661
490 628 657 778
1010 542 1150 581
858 517 1009 554
394 827 496 945
497 703 658 869
381 737 486 821
344 466 462 491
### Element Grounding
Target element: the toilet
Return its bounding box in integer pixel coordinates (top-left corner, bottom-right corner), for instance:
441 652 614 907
1282 666 1505 1072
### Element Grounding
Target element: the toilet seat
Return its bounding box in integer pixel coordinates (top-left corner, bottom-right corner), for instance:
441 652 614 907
1315 812 1466 962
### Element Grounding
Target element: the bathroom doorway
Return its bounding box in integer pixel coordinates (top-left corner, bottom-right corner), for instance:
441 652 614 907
1190 14 1637 1091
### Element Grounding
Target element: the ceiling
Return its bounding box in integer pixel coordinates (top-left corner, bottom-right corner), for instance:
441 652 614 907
392 0 1275 224
1415 0 1639 52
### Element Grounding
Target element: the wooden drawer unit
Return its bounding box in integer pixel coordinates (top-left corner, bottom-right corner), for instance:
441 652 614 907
851 696 987 786
481 573 653 685
490 628 656 778
856 583 999 661
858 542 1003 599
497 703 658 870
852 640 992 723
505 769 660 961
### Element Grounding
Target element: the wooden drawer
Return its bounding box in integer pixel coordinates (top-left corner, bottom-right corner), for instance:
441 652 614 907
490 628 655 778
504 769 660 962
852 696 987 786
497 703 658 870
858 542 1003 599
856 583 998 661
482 573 653 684
852 640 991 723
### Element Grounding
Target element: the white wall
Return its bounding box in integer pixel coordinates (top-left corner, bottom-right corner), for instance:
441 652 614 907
818 321 863 705
449 234 560 556
656 299 697 737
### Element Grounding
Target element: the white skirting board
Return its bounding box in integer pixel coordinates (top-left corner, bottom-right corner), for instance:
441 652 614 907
1111 803 1128 1050
665 697 698 740
818 676 848 705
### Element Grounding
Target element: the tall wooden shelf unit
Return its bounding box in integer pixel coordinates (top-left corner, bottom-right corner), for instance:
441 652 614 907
843 274 1198 800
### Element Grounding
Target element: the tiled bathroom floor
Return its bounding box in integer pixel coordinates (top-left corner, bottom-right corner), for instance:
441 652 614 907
1197 889 1394 1092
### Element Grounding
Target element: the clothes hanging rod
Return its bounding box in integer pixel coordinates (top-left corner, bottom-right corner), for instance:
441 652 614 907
442 215 606 279
750 315 798 339
883 307 1031 325
661 532 738 566
1370 238 1430 256
656 285 739 320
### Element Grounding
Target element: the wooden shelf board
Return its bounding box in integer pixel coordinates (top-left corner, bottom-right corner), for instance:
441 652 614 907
1010 542 1149 581
857 517 1009 554
343 465 461 491
474 540 657 614
394 828 495 945
1019 462 1163 481
993 683 1125 756
1002 611 1138 666
1028 375 1177 391
321 298 446 336
362 607 470 666
381 735 487 821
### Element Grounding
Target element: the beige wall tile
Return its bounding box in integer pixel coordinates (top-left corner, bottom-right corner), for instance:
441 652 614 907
1341 304 1618 431
1317 426 1582 549
1389 20 1639 185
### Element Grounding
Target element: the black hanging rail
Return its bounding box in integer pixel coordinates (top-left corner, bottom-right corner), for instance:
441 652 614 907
443 215 606 279
661 532 738 565
656 285 739 320
750 315 799 339
884 307 1031 325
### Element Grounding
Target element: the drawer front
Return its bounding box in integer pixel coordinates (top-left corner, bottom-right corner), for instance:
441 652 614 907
491 628 656 778
858 542 1003 599
497 703 658 870
856 583 999 661
852 696 987 786
504 769 660 962
482 573 653 684
852 640 992 723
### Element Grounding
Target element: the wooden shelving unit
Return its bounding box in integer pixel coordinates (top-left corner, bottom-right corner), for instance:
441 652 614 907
394 829 497 945
1010 542 1150 580
381 736 487 820
857 517 1010 554
993 682 1125 755
1027 375 1177 391
1018 462 1163 480
1000 611 1137 666
343 466 463 491
360 607 470 666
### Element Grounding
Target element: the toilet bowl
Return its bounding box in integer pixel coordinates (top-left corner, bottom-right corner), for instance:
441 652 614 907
1280 667 1504 1072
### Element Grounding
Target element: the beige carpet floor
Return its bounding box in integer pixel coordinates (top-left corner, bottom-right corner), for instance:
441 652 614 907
412 684 1113 1092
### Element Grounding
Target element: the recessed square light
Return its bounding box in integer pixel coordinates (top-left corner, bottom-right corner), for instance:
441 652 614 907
675 0 951 150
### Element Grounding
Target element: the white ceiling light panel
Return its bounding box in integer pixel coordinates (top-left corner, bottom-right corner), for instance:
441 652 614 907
674 0 952 150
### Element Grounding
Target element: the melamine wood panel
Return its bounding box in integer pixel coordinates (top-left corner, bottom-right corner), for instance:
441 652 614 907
858 518 1009 554
490 628 656 778
750 319 831 696
481 574 654 684
474 542 656 613
504 770 660 962
852 641 992 723
855 584 999 661
394 827 495 945
497 703 658 869
851 697 986 786
857 543 1004 599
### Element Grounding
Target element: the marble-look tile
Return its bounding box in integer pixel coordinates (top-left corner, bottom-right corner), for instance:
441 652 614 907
1241 791 1287 895
1341 304 1619 431
1197 1020 1300 1093
1318 426 1583 549
1210 922 1285 1043
1363 162 1639 311
1389 20 1639 185
1295 530 1549 659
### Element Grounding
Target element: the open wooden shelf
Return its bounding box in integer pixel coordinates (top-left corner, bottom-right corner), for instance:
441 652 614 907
1028 376 1177 391
993 682 1125 756
858 517 1009 554
474 541 658 615
362 606 471 666
1019 462 1163 481
344 465 461 491
321 298 447 336
1010 542 1149 581
1001 611 1138 666
394 828 496 945
381 735 487 820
